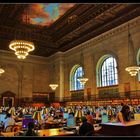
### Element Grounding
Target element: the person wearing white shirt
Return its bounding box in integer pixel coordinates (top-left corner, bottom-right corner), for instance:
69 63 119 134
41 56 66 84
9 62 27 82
3 113 15 129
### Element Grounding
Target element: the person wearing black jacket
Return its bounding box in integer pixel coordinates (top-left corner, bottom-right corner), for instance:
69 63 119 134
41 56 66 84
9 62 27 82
24 122 38 136
79 116 94 136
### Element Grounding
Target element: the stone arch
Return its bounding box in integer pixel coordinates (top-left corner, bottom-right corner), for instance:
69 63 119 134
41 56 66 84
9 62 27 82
1 90 16 107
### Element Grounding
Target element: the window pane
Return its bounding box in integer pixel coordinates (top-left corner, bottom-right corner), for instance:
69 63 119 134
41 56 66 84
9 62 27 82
71 66 84 90
100 57 118 87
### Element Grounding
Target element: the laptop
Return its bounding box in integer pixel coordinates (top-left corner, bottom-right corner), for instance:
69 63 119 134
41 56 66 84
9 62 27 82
101 115 109 123
0 114 6 123
22 118 37 130
63 113 69 119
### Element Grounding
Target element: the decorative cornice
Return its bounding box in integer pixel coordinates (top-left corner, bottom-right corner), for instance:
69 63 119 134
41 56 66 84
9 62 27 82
67 16 140 54
80 16 140 50
0 50 48 65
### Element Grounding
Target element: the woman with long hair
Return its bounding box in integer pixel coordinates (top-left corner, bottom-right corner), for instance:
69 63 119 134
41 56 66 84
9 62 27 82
116 105 131 124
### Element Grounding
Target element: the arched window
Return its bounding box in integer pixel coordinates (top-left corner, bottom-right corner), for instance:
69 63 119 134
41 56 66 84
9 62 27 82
97 55 118 87
70 65 84 91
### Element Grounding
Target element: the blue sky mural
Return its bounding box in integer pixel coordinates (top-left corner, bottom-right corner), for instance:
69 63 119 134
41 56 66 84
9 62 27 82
22 3 75 26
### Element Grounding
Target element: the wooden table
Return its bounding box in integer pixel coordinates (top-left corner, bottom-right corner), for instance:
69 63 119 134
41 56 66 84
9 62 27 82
45 120 67 128
0 132 18 137
36 128 75 136
99 120 140 136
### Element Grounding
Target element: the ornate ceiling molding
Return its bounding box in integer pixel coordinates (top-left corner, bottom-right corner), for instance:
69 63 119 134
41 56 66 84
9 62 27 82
70 16 140 53
0 4 139 57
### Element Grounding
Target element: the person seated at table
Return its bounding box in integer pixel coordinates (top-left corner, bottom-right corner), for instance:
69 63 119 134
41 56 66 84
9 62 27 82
53 114 59 120
24 122 38 136
59 114 63 119
3 113 15 130
79 116 94 136
17 110 23 118
116 105 131 124
47 115 54 122
86 111 93 125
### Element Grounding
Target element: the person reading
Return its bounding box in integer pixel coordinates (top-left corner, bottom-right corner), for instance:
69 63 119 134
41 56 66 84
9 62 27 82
116 105 131 124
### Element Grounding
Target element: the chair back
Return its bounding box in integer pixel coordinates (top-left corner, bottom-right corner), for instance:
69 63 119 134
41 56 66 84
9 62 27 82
4 125 14 132
12 125 21 132
1 132 15 137
4 125 21 133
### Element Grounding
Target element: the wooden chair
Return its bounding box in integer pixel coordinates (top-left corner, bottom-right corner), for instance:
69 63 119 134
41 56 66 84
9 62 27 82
12 125 21 132
40 123 46 129
4 125 21 133
4 125 14 132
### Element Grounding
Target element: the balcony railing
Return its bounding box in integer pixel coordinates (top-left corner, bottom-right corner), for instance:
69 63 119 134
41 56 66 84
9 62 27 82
52 90 140 102
17 90 140 104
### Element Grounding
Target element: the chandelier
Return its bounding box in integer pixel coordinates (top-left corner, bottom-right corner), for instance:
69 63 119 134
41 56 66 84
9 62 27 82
49 84 58 90
0 67 5 76
125 24 140 76
9 40 35 59
77 47 88 85
9 7 35 59
77 77 88 85
125 66 140 76
49 64 58 90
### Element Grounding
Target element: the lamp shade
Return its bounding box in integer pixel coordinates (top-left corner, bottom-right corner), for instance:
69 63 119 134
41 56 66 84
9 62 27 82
74 110 83 118
64 108 68 112
33 111 42 122
68 108 74 114
8 108 16 116
22 108 28 114
41 108 49 115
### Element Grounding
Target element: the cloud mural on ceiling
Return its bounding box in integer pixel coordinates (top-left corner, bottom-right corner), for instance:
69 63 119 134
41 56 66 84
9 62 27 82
22 3 75 26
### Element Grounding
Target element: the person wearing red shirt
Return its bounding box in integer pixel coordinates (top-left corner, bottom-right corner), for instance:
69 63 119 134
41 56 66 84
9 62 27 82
86 111 93 125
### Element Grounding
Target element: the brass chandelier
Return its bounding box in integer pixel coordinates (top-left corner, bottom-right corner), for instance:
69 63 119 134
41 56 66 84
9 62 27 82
9 7 35 59
49 64 58 90
125 24 140 76
77 77 88 85
9 40 35 59
77 47 88 85
49 84 58 90
125 66 140 76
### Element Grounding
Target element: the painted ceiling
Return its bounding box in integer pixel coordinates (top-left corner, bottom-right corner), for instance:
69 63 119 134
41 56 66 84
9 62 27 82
22 3 75 26
0 4 139 57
